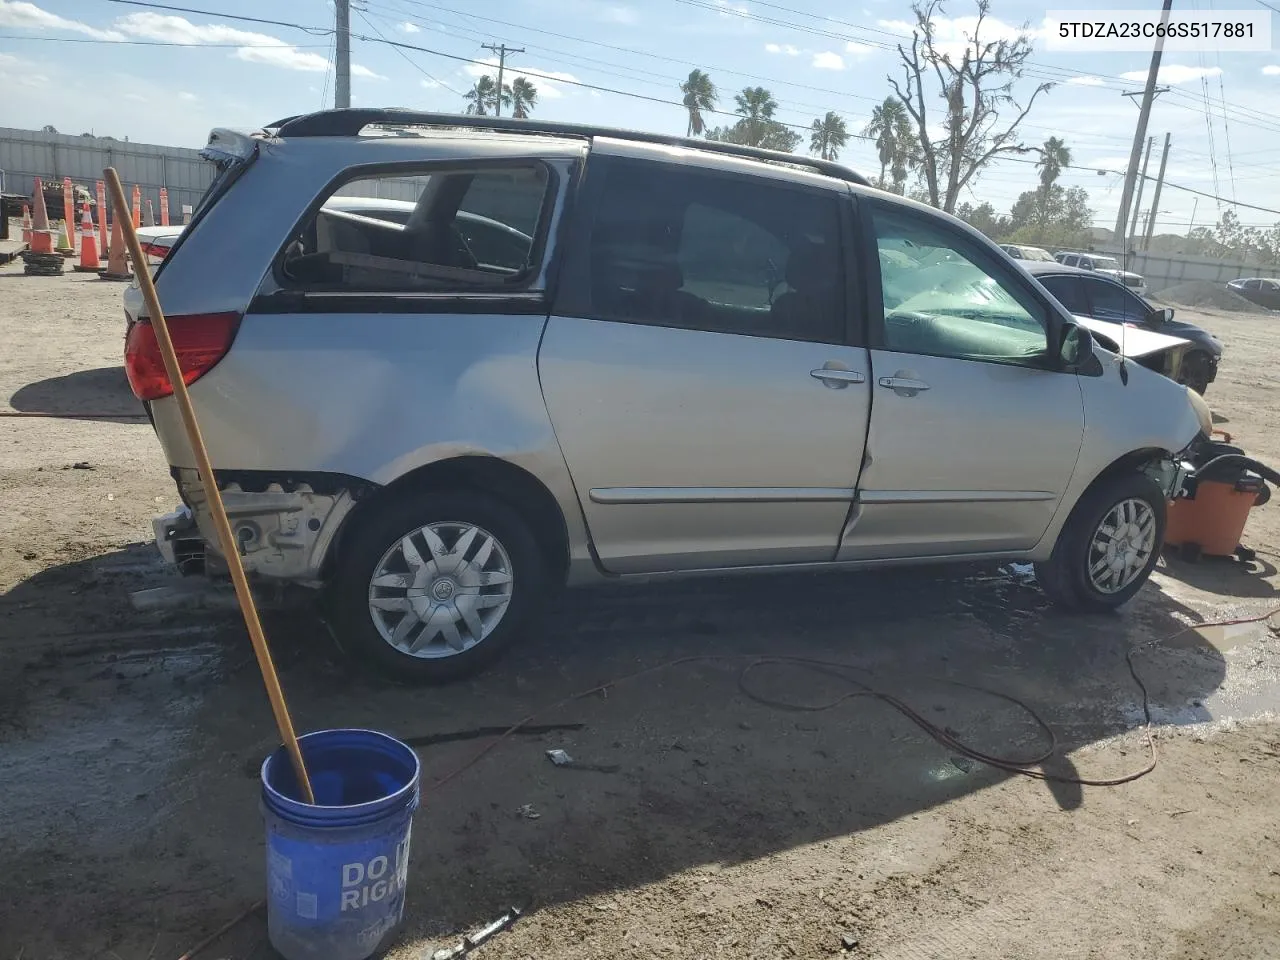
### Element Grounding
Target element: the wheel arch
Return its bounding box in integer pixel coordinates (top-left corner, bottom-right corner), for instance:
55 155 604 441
322 455 571 585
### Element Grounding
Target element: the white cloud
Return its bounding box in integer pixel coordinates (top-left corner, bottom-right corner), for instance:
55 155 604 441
812 51 845 70
420 77 439 89
1265 65 1280 76
400 21 420 33
1067 75 1106 86
876 14 1040 60
1120 64 1221 85
765 43 801 55
845 40 876 57
0 0 123 40
464 57 578 98
713 0 749 14
178 91 198 101
115 12 382 77
599 5 638 24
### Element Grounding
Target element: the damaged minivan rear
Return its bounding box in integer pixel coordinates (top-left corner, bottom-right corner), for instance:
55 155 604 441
126 109 1212 683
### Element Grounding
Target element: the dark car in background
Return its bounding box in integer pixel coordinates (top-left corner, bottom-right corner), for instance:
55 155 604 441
1227 277 1280 310
1023 261 1223 394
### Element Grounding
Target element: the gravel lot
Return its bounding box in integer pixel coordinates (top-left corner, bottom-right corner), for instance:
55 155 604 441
1 264 1279 960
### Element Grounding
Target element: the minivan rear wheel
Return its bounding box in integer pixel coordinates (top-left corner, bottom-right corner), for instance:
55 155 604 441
328 490 545 683
1034 472 1166 612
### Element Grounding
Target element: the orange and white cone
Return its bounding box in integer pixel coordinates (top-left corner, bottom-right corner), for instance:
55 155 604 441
99 213 132 281
96 180 108 257
130 185 141 229
159 187 170 226
73 202 101 272
28 177 55 255
21 204 32 245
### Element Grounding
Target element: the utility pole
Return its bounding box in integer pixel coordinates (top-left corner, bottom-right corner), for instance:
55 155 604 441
335 0 351 109
482 43 524 117
1127 136 1154 251
1142 133 1172 251
1114 0 1173 244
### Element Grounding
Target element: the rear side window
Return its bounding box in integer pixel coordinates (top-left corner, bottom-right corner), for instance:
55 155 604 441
568 157 845 344
1038 275 1089 315
1087 278 1145 321
279 163 551 292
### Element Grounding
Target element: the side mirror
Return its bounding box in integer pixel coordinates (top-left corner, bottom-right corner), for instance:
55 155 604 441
1148 306 1174 325
1059 322 1098 372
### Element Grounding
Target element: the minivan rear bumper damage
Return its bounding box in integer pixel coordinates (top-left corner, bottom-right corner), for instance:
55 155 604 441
155 468 376 584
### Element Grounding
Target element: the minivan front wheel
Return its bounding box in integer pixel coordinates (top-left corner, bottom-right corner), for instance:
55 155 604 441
328 490 544 682
1035 472 1167 612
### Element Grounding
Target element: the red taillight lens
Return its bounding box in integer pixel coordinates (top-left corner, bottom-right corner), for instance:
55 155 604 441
124 312 242 401
141 242 172 260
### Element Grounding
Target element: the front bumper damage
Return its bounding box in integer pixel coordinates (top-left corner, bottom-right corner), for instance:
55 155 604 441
153 469 370 585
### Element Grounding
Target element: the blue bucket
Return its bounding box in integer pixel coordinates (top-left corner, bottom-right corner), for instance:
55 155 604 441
261 729 421 960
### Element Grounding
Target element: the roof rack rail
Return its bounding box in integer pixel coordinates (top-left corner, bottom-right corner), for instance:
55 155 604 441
265 108 871 187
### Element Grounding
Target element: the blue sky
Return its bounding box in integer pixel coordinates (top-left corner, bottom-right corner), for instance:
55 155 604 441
1 0 1278 232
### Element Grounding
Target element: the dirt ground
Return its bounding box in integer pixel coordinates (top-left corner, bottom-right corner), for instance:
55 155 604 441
2 265 1280 960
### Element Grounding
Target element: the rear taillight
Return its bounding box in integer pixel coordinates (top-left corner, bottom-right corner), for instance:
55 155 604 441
141 242 172 260
124 312 241 401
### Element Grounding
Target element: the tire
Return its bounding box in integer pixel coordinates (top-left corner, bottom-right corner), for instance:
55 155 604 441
327 489 546 683
1178 350 1214 395
1034 472 1167 612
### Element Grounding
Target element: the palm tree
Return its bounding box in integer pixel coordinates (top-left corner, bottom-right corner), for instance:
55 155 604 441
510 77 538 119
809 111 849 161
464 76 497 116
864 97 918 193
734 86 778 148
679 69 717 137
1036 136 1071 193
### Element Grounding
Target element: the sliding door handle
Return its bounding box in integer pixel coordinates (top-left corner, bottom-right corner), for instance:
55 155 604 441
811 368 866 387
878 376 931 394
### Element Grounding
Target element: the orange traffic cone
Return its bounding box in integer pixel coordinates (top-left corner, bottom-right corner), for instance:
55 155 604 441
21 204 32 245
72 203 101 272
99 213 132 281
159 187 170 226
130 185 141 229
58 177 76 255
29 177 55 255
96 180 108 256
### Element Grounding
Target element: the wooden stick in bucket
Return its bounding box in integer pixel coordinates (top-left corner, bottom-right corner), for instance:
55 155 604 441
104 168 316 805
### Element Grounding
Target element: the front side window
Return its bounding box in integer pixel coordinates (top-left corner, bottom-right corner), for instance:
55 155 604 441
579 158 845 343
280 163 550 292
872 205 1049 363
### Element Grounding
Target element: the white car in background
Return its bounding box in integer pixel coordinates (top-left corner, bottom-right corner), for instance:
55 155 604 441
1054 251 1148 296
1000 243 1056 262
134 196 532 266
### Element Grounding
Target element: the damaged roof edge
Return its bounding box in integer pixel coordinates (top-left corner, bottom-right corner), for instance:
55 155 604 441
201 128 263 164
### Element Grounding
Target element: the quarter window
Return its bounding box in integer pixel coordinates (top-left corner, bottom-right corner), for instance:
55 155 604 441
280 164 550 291
871 206 1049 363
577 158 845 343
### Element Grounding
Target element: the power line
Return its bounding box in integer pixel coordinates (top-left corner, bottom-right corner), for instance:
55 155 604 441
103 0 333 36
354 7 460 95
0 34 329 48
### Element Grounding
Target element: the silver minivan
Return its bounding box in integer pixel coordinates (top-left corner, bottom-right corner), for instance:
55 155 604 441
127 109 1212 682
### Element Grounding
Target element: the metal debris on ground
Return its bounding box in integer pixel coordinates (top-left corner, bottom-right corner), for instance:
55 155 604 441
429 906 523 960
546 748 573 766
517 803 540 820
20 250 65 277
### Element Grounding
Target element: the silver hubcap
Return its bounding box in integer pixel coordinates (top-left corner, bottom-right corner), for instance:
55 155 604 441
1088 498 1157 594
367 522 514 659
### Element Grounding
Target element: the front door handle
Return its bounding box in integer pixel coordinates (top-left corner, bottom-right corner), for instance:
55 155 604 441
878 376 931 395
811 368 866 388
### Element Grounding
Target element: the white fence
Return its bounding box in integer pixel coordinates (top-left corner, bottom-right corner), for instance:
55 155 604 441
1094 246 1280 292
0 127 214 216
